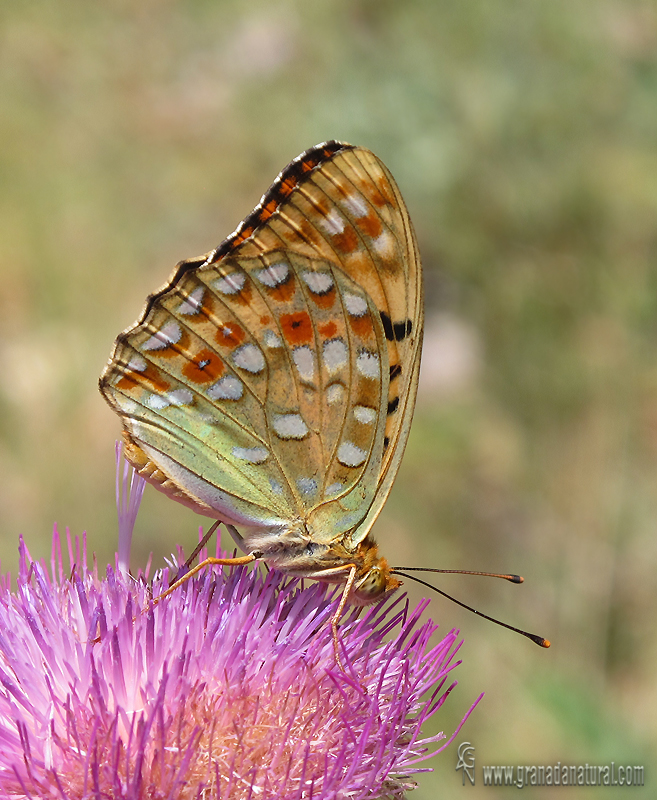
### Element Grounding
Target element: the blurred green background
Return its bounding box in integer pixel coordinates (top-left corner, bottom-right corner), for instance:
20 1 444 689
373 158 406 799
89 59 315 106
1 1 655 797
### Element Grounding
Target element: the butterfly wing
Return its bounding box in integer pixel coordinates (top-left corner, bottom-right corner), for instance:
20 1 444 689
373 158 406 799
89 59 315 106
100 142 423 546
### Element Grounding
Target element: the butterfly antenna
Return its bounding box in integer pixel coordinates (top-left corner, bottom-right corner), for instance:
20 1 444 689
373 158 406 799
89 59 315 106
390 569 550 648
393 566 524 583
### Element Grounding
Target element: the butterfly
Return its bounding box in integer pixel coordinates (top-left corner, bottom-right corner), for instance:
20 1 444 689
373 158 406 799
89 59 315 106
100 141 549 661
99 142 422 662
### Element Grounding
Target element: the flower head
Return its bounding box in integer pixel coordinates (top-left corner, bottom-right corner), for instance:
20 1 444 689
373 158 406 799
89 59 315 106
0 462 480 798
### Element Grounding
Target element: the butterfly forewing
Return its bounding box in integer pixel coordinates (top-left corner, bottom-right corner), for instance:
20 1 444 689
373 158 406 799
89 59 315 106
100 142 422 548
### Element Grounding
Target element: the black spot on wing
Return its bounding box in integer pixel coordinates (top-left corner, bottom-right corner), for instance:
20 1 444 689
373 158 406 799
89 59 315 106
389 364 402 381
380 311 413 342
387 397 399 415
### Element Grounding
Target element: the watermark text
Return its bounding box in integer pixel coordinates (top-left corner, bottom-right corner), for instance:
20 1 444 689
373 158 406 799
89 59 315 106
481 762 644 788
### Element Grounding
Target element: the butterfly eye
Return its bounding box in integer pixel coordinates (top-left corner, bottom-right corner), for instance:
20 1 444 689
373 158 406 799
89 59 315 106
353 568 388 604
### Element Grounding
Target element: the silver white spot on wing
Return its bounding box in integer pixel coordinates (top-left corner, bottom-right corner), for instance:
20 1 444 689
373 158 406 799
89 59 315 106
263 330 283 348
168 388 194 406
325 482 344 497
344 293 368 317
272 413 309 440
232 446 268 464
256 262 289 287
353 405 376 424
142 321 182 351
326 383 345 405
214 272 246 295
297 477 317 495
117 397 138 414
319 208 345 235
177 286 205 315
356 351 380 379
322 338 348 374
337 441 368 467
128 354 147 372
233 343 265 373
270 478 284 495
207 375 243 400
372 229 395 257
147 394 169 410
342 193 369 218
301 271 334 295
292 346 315 382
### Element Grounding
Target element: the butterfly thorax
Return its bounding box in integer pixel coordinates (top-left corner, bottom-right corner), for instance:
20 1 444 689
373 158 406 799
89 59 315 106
253 528 402 606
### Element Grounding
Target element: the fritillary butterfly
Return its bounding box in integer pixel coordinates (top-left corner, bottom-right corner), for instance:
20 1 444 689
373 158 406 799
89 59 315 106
101 141 550 658
101 139 420 588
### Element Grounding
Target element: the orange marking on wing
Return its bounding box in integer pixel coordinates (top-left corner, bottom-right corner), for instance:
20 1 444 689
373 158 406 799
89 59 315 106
200 293 215 315
332 227 359 254
261 199 279 220
228 281 253 306
260 315 272 325
366 181 388 208
319 321 338 339
118 363 170 394
117 373 139 391
279 228 298 244
280 311 313 345
309 287 336 309
182 349 225 384
304 153 324 171
216 322 246 348
377 176 396 206
305 193 330 216
359 213 383 239
349 315 374 337
279 177 299 197
298 218 318 241
234 225 254 245
267 277 296 302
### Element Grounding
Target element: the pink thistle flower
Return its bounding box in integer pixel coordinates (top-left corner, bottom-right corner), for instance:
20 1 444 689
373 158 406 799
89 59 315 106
0 461 481 799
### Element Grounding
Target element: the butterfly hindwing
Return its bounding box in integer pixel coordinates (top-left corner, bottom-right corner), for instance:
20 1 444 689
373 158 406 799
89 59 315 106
100 142 422 547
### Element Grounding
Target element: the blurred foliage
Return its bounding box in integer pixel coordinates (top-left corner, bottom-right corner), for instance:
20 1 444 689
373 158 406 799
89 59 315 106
0 0 656 797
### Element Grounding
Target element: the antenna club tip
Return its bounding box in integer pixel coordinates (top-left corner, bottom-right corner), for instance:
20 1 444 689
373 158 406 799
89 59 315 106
541 638 551 648
510 575 524 584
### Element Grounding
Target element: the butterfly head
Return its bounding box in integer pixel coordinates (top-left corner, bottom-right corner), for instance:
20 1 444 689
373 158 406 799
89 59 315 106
351 537 402 606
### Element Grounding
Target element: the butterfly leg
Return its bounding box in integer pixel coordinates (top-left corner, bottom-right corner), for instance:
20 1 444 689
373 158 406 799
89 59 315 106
154 551 261 605
331 565 358 673
172 520 222 584
171 521 249 586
